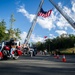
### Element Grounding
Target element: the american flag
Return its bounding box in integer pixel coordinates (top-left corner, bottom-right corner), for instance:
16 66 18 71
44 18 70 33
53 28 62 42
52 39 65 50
44 36 47 38
38 8 52 18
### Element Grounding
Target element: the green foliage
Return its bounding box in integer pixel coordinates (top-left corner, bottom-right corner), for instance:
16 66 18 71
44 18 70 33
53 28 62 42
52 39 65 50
60 47 75 55
0 19 7 42
34 34 75 52
8 14 21 40
35 41 44 51
0 14 21 42
14 28 21 39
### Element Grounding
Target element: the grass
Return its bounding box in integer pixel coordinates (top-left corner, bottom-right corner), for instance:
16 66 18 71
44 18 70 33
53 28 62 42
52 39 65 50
60 47 75 55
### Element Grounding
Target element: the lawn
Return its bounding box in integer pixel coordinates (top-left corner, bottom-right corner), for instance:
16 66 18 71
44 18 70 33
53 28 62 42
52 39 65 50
60 47 75 55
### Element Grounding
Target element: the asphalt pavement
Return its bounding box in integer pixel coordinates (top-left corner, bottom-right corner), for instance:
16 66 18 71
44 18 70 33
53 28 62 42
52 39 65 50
0 54 75 75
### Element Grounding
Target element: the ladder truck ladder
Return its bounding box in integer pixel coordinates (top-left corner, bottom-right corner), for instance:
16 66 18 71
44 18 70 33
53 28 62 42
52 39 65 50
24 0 44 46
49 0 75 29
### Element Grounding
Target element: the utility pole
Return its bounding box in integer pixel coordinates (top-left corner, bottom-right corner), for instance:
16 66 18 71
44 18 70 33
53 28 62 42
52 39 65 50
49 0 75 29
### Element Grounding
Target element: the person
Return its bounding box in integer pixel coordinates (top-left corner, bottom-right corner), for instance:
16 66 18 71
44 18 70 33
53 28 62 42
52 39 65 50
9 38 16 57
29 48 34 57
44 49 47 55
30 50 33 57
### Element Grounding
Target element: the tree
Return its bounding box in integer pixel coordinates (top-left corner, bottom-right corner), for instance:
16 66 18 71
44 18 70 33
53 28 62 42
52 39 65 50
14 28 21 39
8 14 21 40
35 41 44 51
0 19 6 42
9 14 16 39
0 14 21 41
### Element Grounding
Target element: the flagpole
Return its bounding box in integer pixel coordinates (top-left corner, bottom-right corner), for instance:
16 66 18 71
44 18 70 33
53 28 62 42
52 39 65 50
24 0 44 46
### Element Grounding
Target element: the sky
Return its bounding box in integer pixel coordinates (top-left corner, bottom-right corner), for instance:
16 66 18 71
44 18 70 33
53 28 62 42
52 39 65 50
0 0 75 44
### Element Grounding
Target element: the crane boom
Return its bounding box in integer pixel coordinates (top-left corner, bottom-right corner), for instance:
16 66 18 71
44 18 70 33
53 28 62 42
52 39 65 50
24 0 44 46
49 0 75 29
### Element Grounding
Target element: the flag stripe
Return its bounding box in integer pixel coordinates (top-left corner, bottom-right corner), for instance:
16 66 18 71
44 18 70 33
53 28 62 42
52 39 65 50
38 8 52 18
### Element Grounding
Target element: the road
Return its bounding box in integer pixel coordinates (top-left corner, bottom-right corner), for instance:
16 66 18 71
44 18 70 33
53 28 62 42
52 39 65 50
0 54 75 75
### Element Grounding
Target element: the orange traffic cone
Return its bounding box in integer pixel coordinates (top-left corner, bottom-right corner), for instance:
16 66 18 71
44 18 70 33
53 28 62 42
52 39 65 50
62 55 66 62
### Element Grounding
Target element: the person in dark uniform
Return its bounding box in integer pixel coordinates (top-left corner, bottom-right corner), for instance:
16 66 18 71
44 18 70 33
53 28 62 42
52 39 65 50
9 38 16 55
